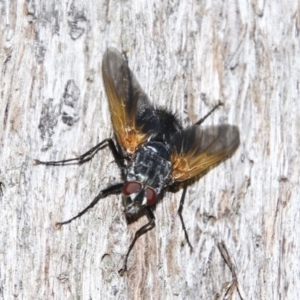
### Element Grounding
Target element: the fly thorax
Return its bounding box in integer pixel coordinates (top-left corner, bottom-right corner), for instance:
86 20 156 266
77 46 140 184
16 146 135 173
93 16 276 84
125 144 172 195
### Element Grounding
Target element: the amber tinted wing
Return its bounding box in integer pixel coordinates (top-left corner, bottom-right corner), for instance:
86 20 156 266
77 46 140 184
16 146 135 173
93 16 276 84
102 48 157 154
170 125 240 182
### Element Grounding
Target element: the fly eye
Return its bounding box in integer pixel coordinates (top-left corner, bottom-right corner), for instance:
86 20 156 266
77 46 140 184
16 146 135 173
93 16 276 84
145 187 157 206
123 182 142 196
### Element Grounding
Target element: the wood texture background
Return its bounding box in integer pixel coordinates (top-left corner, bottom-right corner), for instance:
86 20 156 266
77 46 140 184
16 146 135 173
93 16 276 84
1 1 299 299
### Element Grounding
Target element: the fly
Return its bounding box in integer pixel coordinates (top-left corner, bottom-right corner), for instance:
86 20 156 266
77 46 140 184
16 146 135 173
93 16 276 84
35 47 240 274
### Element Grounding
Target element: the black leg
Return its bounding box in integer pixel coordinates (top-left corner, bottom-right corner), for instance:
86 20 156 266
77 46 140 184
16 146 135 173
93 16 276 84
56 182 124 227
194 102 222 126
177 184 193 250
119 207 155 275
35 138 126 168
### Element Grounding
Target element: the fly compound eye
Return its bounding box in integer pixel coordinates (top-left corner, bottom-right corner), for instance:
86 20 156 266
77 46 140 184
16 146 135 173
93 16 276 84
145 187 157 206
123 182 142 196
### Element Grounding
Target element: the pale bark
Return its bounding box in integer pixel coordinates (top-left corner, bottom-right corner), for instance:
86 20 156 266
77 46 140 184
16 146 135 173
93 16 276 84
1 1 299 299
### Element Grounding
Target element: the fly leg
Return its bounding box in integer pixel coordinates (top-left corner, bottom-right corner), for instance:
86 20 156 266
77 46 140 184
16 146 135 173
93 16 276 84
35 138 126 168
194 102 222 126
178 184 193 250
119 207 155 275
56 183 124 227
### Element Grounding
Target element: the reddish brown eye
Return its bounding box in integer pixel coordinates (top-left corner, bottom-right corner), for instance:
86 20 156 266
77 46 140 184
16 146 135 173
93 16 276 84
145 187 157 206
123 182 142 196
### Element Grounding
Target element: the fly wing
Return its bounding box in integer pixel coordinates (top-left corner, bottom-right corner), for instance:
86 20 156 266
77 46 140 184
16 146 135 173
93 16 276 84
102 47 157 154
170 125 240 182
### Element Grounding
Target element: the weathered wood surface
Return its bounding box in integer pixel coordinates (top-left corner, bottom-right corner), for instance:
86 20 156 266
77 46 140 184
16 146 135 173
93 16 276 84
1 1 299 299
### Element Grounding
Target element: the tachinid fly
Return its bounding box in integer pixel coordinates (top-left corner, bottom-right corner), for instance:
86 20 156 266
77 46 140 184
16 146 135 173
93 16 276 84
35 47 240 274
